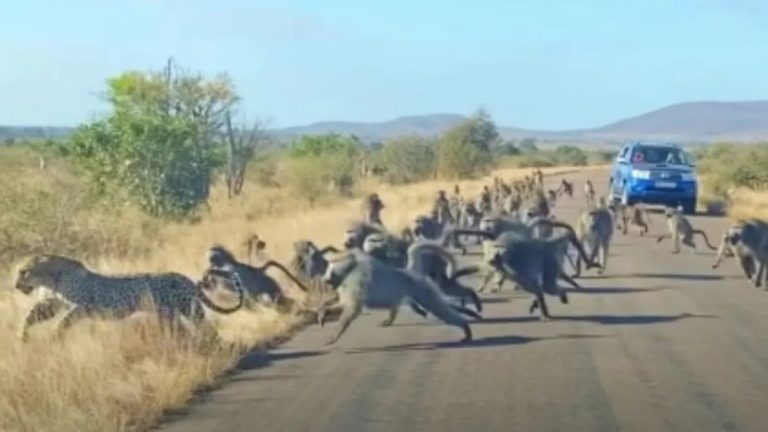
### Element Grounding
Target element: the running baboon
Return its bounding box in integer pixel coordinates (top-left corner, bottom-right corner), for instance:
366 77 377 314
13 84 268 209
318 244 477 345
716 219 768 288
364 236 482 317
361 193 385 226
207 245 309 309
485 222 601 320
557 179 573 198
711 222 763 287
656 207 717 253
547 189 558 206
584 180 596 208
574 207 614 275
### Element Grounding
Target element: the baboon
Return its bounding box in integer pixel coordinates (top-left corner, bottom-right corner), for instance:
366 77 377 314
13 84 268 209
584 180 596 208
241 233 267 264
458 218 588 293
574 207 614 275
623 205 651 236
363 236 483 318
207 245 310 310
361 193 385 226
431 190 455 225
547 189 558 206
484 222 601 320
656 207 717 253
290 240 340 294
318 244 477 345
557 179 573 198
715 219 768 288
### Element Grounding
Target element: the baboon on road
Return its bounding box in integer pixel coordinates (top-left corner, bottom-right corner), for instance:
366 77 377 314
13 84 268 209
574 207 614 275
557 179 573 198
714 219 768 288
656 207 717 253
318 243 477 345
584 180 596 208
484 223 601 320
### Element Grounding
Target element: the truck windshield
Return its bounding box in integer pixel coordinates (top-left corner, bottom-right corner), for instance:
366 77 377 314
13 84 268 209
631 146 689 165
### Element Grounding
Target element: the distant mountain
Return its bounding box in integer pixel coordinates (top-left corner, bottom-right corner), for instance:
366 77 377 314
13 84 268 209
270 101 768 144
4 100 768 144
585 101 768 142
0 126 73 141
271 114 469 142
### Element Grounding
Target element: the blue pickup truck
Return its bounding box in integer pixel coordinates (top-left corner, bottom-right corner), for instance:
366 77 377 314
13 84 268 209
609 141 698 214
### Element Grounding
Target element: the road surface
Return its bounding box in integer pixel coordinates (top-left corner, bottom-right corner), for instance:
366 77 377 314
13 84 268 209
162 168 768 432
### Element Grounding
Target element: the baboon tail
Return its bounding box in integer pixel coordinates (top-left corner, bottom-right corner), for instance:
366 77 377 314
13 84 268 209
451 304 483 320
693 230 718 250
261 261 310 292
451 265 482 280
196 270 245 314
407 281 468 328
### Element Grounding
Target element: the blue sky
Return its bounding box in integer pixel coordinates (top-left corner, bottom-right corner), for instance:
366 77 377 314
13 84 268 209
1 0 767 129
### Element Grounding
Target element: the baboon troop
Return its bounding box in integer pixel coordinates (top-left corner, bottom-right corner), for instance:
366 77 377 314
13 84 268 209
12 166 764 352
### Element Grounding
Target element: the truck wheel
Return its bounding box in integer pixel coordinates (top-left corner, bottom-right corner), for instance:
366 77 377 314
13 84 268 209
682 199 697 215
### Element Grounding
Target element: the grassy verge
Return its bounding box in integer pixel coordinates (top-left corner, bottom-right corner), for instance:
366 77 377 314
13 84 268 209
0 148 588 431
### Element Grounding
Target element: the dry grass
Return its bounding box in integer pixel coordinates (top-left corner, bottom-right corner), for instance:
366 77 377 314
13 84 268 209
725 188 768 220
0 159 594 432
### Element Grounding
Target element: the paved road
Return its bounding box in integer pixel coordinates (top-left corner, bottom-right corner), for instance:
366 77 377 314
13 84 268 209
162 169 768 432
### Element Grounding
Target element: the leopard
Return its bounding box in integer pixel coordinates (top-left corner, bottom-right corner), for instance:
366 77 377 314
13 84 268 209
14 254 244 341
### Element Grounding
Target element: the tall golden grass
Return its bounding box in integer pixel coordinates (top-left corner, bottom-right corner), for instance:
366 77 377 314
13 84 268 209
0 154 597 432
725 188 768 220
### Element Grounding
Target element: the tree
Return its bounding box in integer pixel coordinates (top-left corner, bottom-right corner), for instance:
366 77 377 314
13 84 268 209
69 59 239 217
436 110 498 179
223 112 268 198
377 135 436 184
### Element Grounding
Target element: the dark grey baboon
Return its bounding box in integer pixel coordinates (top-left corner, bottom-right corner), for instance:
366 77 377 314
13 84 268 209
485 223 601 320
361 193 385 226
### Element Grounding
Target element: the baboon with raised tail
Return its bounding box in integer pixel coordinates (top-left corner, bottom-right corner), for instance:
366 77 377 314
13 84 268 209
656 207 717 254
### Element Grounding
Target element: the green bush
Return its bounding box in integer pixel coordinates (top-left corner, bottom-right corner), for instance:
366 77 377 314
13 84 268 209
377 135 436 184
696 143 768 200
282 134 362 201
553 145 587 166
436 110 497 179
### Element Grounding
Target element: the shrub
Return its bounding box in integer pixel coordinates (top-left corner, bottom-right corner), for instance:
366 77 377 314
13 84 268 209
436 110 497 179
553 145 588 166
282 134 362 202
377 135 436 184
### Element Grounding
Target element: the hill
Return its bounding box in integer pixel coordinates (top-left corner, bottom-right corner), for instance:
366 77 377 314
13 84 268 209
4 100 768 144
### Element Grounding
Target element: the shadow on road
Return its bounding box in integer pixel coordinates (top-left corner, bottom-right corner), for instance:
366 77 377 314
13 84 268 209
237 349 326 371
477 312 716 326
563 286 666 294
343 333 606 354
579 272 728 281
479 297 512 304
